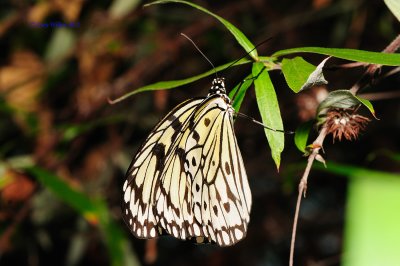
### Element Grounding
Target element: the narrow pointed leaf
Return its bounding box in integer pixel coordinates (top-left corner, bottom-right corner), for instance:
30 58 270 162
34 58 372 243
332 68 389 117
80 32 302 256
229 74 254 112
253 62 284 169
109 58 252 104
273 47 400 66
145 0 257 59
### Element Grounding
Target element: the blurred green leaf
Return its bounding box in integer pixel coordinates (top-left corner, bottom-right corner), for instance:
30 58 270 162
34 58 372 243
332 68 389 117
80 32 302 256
384 0 400 22
26 167 140 266
273 47 400 66
109 58 252 103
294 120 314 153
367 149 400 163
27 167 100 220
253 62 284 169
109 0 140 18
229 74 253 113
45 28 76 64
314 162 400 266
145 0 257 59
60 115 125 142
281 57 316 93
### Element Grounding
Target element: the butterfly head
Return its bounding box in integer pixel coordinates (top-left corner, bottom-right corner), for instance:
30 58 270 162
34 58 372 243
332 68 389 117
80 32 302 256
209 77 226 95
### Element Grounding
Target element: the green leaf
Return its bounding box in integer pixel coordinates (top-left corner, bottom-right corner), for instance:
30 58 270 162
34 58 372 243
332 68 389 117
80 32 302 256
109 58 252 103
273 47 400 66
145 0 257 59
313 162 400 266
317 90 375 119
109 0 141 18
367 149 400 163
252 62 284 169
294 120 314 153
300 57 329 92
229 74 254 113
281 57 316 93
355 96 376 118
26 167 98 219
384 0 400 22
45 28 76 64
26 167 140 266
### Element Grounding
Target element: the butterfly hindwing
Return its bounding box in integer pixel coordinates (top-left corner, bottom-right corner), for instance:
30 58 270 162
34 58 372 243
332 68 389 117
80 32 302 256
122 78 252 246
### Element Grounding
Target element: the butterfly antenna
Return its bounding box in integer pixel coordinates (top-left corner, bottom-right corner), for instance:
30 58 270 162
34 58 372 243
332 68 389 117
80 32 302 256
180 33 218 78
225 37 273 72
235 112 294 134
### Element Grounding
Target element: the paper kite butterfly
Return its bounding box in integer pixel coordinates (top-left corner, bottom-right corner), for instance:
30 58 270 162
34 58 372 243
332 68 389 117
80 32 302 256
122 77 252 246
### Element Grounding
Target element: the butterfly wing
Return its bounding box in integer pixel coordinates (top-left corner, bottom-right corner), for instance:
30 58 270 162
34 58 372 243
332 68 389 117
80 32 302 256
122 98 203 239
122 95 251 246
183 95 252 246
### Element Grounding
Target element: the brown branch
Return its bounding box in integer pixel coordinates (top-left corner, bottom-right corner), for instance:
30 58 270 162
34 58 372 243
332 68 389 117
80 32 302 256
289 125 328 266
350 34 400 95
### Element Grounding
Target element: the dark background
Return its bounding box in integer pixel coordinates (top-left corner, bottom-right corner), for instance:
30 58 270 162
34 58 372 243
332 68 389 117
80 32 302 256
1 0 399 265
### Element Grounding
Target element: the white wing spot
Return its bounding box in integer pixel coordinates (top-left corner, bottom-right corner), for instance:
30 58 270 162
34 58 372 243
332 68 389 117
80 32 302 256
222 231 230 245
124 186 131 203
193 224 201 235
150 228 156 237
172 227 178 237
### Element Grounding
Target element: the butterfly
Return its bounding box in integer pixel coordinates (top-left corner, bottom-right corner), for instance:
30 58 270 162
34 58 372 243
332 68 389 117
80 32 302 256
122 77 252 246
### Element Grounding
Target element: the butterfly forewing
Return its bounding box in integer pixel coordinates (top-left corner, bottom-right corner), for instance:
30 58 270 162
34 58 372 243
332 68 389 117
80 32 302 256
122 78 252 246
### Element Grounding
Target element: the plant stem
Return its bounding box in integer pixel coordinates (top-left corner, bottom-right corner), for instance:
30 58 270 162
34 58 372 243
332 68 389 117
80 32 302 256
289 125 328 266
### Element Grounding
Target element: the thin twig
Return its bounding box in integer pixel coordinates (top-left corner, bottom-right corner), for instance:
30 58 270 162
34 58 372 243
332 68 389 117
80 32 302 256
350 34 400 95
289 125 328 266
358 90 400 101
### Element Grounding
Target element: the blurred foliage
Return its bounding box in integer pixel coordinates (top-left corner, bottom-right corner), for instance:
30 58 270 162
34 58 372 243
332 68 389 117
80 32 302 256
0 0 399 266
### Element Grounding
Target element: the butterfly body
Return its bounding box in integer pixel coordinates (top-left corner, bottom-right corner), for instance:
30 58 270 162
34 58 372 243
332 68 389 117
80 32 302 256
122 78 252 246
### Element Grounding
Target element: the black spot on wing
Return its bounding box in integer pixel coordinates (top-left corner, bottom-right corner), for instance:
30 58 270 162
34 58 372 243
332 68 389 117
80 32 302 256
213 205 218 216
225 162 231 175
152 143 166 170
192 130 200 142
169 115 182 130
204 118 210 127
223 202 230 212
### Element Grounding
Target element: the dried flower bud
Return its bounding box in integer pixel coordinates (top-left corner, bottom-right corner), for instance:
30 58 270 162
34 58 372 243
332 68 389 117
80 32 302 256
325 108 370 141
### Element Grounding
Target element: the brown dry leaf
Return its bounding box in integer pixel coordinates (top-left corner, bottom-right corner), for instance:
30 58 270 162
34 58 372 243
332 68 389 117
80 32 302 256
312 0 332 9
78 136 122 181
52 0 85 22
80 145 109 181
28 1 52 22
154 90 169 112
144 239 158 264
34 109 59 167
1 170 35 203
0 51 45 117
75 33 123 116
